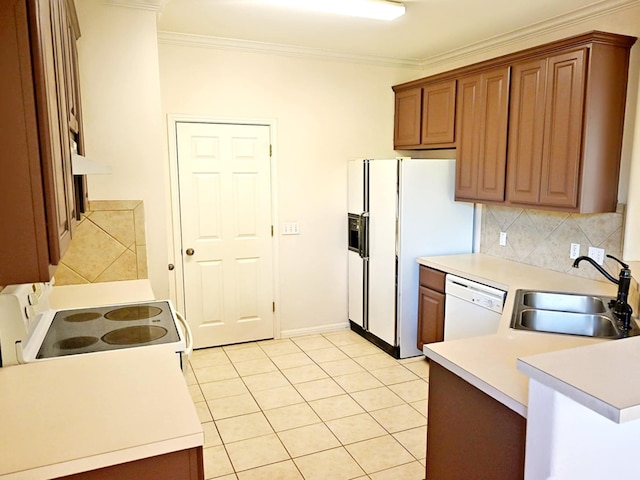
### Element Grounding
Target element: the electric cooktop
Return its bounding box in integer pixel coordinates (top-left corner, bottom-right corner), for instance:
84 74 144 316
36 301 181 359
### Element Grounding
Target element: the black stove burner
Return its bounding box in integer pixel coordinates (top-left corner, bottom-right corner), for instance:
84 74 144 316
104 306 163 321
64 312 102 323
55 336 99 350
102 325 167 345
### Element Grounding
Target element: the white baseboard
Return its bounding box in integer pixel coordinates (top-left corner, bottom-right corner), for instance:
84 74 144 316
280 322 350 339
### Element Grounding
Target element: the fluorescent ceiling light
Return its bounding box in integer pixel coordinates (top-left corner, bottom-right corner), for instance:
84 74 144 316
263 0 406 21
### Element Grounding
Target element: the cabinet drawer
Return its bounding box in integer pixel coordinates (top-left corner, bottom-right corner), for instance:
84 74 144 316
419 266 446 292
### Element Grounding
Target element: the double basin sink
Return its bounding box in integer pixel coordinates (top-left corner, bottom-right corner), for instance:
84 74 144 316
510 290 639 339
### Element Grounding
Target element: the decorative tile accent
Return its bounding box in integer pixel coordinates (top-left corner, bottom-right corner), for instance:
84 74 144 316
480 204 625 282
55 200 147 285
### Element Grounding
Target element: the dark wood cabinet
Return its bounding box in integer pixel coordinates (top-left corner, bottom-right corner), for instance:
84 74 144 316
425 361 526 480
455 66 510 203
392 31 636 214
56 447 204 480
0 0 83 285
507 37 633 213
393 79 456 149
417 266 446 349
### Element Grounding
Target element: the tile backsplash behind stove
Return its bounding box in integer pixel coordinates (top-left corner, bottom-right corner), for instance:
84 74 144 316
479 203 625 283
54 200 148 285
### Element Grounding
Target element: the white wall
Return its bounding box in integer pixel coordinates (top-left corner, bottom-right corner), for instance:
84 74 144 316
75 1 169 297
525 379 640 479
158 44 419 334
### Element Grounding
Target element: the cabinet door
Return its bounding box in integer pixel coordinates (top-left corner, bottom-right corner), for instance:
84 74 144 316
393 87 422 148
539 48 586 208
33 0 74 265
506 58 547 204
426 362 526 480
456 67 510 202
421 80 456 146
417 286 445 349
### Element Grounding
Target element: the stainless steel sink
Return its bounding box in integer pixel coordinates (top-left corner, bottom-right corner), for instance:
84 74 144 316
510 289 639 339
521 291 607 314
519 309 618 337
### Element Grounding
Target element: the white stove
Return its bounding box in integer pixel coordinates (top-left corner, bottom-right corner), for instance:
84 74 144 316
0 282 192 370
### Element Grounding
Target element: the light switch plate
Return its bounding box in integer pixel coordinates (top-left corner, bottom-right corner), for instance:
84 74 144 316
282 222 300 235
588 246 605 265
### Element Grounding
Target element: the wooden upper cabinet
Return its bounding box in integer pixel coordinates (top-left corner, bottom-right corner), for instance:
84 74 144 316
507 49 587 209
393 79 456 149
394 31 635 214
421 80 456 146
455 66 510 203
506 36 633 213
393 87 422 147
506 58 547 205
0 0 83 285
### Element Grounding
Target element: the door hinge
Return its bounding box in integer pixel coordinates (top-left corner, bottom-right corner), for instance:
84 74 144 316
272 302 275 313
271 225 274 237
269 144 272 157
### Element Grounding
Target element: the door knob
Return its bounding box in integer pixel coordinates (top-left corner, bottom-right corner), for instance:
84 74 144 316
185 248 195 256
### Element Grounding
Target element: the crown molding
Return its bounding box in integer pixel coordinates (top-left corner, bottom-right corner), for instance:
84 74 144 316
106 0 169 13
420 0 639 69
157 32 423 69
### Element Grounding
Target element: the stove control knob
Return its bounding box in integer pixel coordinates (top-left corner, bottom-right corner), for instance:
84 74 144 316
28 293 38 306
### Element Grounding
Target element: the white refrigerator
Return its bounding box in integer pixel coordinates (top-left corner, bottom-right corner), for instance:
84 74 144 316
347 158 474 358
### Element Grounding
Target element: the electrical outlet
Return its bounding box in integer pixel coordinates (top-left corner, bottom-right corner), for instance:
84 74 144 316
282 222 300 235
499 232 507 246
588 247 605 265
570 243 580 259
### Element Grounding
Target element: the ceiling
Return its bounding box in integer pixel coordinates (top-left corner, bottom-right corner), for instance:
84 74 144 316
155 0 622 63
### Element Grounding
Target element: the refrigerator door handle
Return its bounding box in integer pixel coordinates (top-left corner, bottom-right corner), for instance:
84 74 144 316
360 212 369 259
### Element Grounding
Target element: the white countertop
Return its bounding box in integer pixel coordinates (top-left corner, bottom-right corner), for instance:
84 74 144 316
419 253 627 418
0 346 203 479
49 279 155 309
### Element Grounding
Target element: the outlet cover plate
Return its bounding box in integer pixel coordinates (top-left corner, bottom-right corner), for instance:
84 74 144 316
499 232 507 246
588 247 605 265
570 243 580 259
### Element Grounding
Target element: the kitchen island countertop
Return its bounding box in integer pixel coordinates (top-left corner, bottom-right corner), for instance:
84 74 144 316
418 253 640 420
0 346 203 479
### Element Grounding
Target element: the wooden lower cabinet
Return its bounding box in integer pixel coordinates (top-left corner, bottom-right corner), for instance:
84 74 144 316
425 362 526 480
55 447 204 480
417 266 446 349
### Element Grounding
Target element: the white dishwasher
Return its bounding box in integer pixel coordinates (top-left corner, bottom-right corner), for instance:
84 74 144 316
443 274 506 341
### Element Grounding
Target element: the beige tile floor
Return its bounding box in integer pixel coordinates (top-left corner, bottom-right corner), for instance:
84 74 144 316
185 329 429 480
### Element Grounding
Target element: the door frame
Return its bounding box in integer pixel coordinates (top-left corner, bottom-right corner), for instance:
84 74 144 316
166 114 281 340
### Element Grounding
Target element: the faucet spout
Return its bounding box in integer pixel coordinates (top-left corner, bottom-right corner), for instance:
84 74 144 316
572 256 618 284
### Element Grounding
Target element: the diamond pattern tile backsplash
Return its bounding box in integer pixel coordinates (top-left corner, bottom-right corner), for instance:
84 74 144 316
479 204 625 283
54 200 148 285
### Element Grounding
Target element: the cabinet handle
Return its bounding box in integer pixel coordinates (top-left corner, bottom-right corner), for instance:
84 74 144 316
185 248 195 256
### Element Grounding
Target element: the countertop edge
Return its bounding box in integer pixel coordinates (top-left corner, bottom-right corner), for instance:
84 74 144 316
516 358 622 423
424 346 527 417
3 434 204 480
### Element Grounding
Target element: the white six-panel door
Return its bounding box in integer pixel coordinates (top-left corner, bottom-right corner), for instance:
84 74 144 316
176 122 274 348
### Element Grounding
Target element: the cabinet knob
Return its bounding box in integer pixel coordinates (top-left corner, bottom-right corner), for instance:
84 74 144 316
185 248 195 256
168 264 175 271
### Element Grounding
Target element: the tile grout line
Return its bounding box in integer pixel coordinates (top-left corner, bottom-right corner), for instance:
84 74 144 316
191 332 429 479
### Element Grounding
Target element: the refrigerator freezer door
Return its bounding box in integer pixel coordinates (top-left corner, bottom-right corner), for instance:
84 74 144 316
348 250 364 328
367 159 399 348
